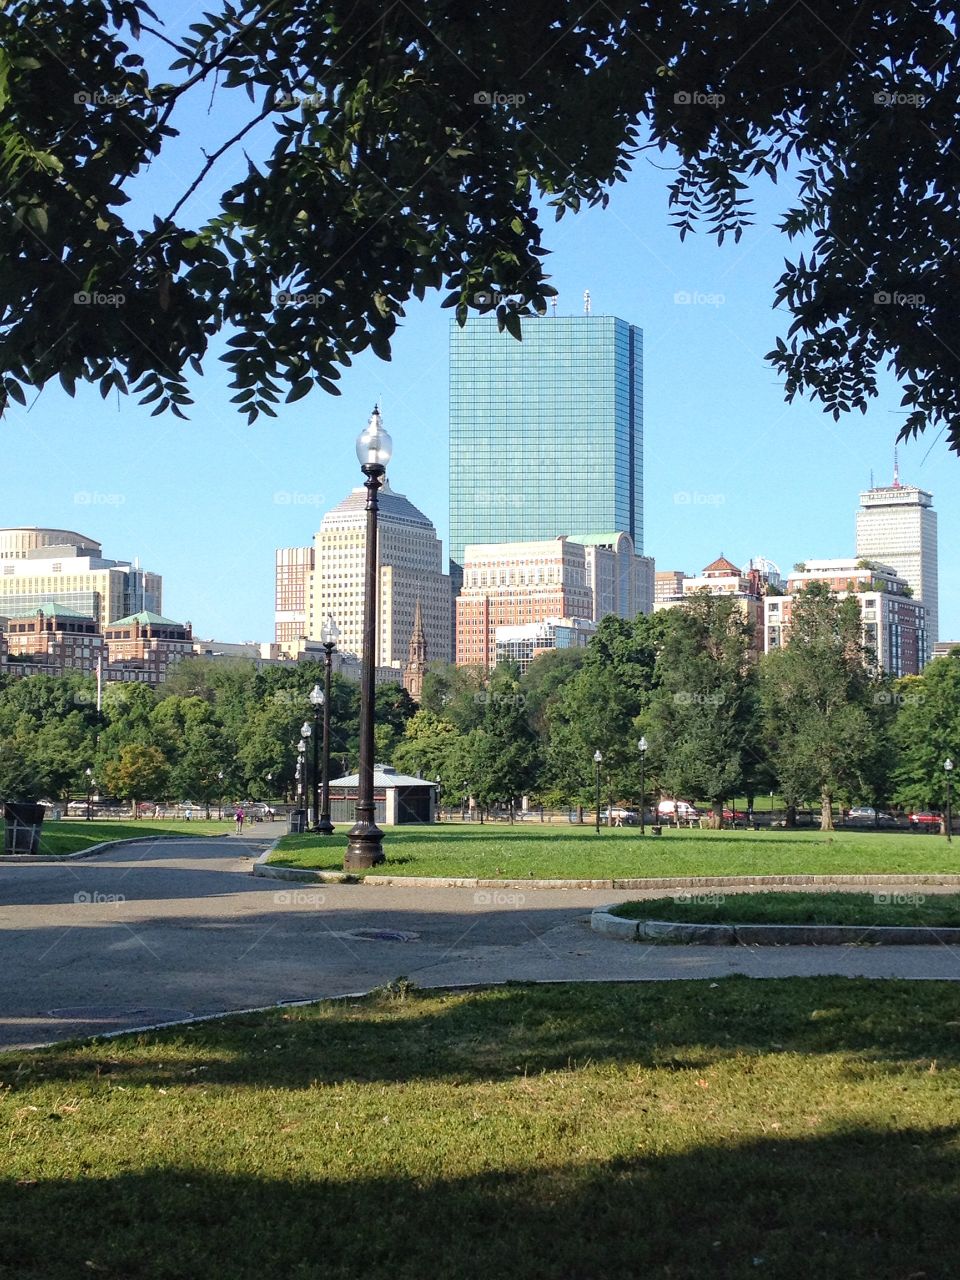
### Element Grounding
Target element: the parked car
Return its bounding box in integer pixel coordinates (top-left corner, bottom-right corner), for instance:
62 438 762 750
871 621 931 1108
600 807 639 825
847 805 895 822
909 811 942 827
706 807 748 822
657 799 700 821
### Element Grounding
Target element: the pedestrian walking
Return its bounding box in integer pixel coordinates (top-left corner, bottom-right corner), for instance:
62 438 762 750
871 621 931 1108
235 806 245 834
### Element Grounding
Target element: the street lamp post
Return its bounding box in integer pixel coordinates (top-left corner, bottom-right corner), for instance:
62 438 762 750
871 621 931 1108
593 749 603 834
300 721 312 824
296 738 308 822
308 687 324 831
346 407 392 870
85 767 94 821
317 616 340 835
637 736 647 836
946 758 954 843
435 775 442 822
461 780 468 822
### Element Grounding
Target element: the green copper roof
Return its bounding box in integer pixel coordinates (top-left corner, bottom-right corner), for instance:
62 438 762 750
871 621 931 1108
109 611 183 627
6 602 95 620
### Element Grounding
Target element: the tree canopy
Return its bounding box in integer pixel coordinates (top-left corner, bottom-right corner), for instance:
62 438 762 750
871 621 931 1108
2 1 959 447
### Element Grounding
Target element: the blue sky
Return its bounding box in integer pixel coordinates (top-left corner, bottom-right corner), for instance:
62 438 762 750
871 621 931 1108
4 17 955 642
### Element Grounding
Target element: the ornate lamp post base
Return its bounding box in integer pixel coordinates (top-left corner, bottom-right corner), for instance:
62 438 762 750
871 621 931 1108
345 821 385 869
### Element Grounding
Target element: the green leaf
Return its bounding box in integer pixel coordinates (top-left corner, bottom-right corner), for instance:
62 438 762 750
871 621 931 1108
285 378 313 403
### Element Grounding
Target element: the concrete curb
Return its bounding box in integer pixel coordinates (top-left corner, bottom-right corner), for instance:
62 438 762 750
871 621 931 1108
0 834 232 864
256 863 960 891
591 905 960 946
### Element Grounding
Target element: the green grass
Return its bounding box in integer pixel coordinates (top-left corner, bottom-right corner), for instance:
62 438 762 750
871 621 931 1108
611 891 960 927
1 818 233 856
2 979 960 1279
270 824 956 879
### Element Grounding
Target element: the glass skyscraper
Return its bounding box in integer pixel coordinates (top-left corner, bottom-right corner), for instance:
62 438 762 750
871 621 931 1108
449 314 644 576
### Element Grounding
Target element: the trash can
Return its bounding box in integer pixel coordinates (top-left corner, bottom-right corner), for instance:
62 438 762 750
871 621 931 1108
3 803 46 855
288 808 308 835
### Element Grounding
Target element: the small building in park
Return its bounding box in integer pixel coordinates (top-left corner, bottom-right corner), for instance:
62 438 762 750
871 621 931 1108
327 765 438 826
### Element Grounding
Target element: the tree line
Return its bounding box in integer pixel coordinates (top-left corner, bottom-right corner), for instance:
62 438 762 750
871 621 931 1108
1 585 957 829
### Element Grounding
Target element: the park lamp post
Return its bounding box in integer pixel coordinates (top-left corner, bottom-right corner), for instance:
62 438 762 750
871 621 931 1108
308 686 324 832
300 720 312 823
435 774 442 821
85 767 94 821
594 749 603 834
296 738 308 817
346 407 392 870
637 736 648 836
316 615 340 835
946 758 954 843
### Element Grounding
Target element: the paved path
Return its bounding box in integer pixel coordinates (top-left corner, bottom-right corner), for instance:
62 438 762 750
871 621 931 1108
2 835 960 1051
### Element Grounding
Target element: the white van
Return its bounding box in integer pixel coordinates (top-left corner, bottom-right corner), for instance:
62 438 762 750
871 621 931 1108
657 799 699 822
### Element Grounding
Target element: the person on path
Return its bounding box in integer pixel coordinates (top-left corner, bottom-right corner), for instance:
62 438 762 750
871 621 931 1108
234 806 245 834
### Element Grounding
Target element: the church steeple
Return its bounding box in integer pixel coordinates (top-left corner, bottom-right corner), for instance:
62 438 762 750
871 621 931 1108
403 597 428 702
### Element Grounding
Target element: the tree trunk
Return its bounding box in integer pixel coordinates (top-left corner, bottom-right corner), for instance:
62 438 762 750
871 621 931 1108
785 804 797 828
708 801 721 831
820 791 834 832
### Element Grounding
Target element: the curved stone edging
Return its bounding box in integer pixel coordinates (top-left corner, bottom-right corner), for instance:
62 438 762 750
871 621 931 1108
591 905 960 946
255 857 960 892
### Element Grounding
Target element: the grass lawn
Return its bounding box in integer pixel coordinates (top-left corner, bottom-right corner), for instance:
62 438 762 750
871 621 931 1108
2 979 960 1279
271 823 957 879
1 818 233 856
612 891 960 927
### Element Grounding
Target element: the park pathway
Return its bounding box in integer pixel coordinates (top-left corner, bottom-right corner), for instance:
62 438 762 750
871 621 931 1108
1 835 959 1050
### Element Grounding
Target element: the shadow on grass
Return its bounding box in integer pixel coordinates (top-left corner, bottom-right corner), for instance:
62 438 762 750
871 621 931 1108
9 978 960 1091
2 1124 958 1279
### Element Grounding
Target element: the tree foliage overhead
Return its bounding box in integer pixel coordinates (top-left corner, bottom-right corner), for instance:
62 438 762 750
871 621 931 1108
1 1 959 446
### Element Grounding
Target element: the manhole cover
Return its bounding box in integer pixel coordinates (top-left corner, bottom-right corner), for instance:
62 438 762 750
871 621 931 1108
345 929 419 943
48 1006 193 1023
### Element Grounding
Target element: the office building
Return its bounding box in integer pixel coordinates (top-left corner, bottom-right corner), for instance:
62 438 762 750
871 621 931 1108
0 527 161 628
274 546 314 646
3 603 105 673
449 313 644 578
104 611 195 682
856 476 937 658
654 554 769 657
764 559 926 676
494 617 597 673
569 532 654 618
305 482 451 672
456 538 595 668
655 570 689 603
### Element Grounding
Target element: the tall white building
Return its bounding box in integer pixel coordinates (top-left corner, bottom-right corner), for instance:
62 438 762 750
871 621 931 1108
0 527 161 628
306 482 451 671
856 479 937 659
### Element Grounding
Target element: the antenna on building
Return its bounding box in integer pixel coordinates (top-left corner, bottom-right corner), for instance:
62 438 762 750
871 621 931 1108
550 296 558 317
583 289 591 315
869 467 874 491
893 445 900 488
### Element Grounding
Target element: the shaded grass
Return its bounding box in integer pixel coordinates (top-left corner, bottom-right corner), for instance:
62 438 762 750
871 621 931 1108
2 979 960 1279
1 818 232 856
612 891 960 927
270 824 954 879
